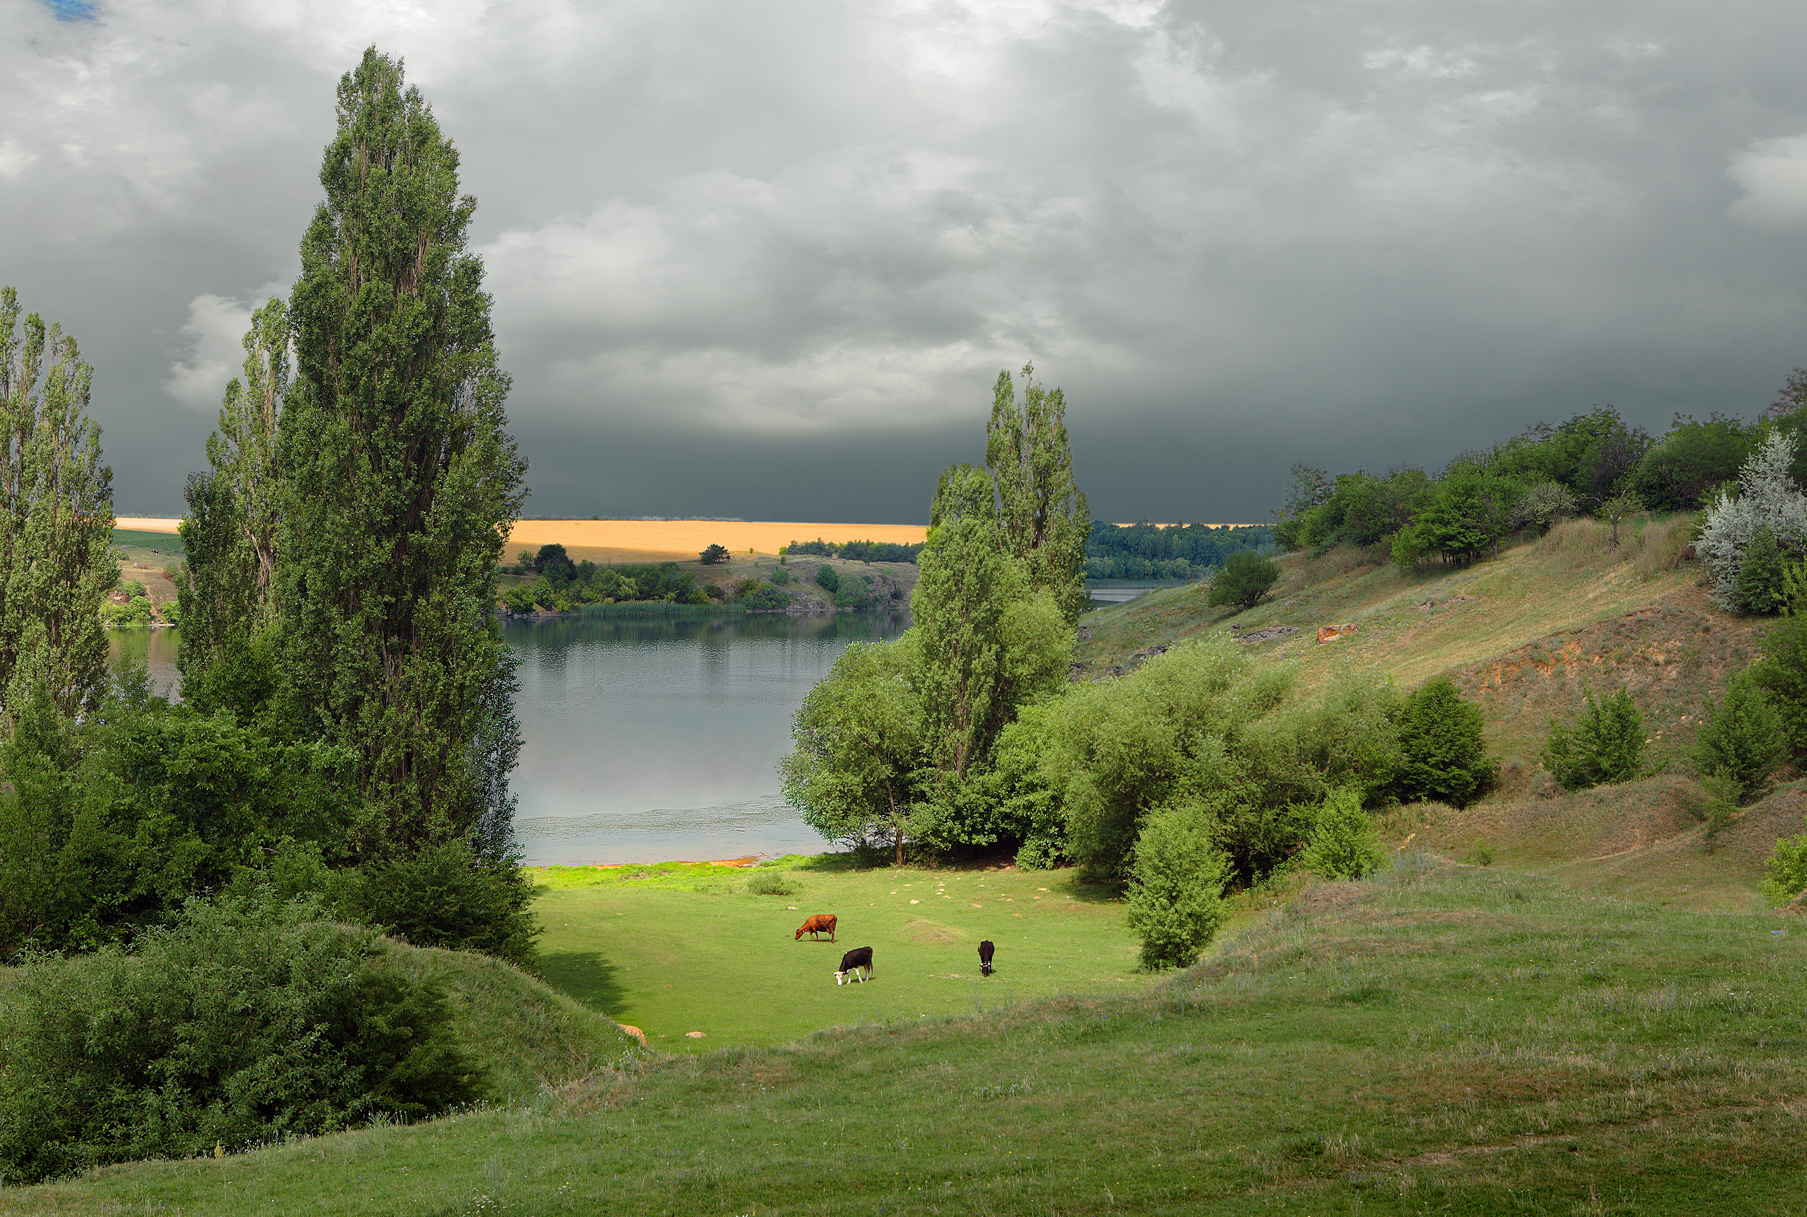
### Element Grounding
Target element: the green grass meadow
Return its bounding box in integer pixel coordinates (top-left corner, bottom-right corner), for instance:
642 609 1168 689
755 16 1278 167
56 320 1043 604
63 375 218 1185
15 860 1807 1214
531 859 1152 1050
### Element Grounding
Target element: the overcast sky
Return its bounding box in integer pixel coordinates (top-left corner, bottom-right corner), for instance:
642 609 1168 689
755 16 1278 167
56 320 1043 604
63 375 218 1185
7 0 1807 523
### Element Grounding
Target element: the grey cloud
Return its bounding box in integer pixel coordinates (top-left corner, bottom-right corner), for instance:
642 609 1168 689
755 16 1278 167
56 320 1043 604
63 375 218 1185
5 0 1807 523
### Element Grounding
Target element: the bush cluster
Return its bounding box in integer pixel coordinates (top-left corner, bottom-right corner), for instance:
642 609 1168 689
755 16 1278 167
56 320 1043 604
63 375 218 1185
0 898 483 1185
503 547 711 614
786 537 923 563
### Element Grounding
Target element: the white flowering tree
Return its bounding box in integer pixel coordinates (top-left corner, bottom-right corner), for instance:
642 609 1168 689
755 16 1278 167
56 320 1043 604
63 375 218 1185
1697 431 1807 610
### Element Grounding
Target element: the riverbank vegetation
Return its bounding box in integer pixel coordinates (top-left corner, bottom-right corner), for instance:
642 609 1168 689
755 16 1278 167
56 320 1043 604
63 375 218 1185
1084 519 1273 581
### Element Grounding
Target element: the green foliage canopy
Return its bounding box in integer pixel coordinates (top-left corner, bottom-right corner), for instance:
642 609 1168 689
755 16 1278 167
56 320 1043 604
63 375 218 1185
987 364 1091 623
1206 551 1280 609
1125 804 1230 971
0 287 117 729
0 897 483 1185
277 49 526 861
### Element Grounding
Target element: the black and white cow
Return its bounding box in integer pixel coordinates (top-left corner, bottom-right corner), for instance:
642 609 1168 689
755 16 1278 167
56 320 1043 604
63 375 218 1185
978 940 995 976
834 946 874 985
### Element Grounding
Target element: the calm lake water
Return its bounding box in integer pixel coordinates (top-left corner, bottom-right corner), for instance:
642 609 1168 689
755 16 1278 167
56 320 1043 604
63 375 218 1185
112 612 910 865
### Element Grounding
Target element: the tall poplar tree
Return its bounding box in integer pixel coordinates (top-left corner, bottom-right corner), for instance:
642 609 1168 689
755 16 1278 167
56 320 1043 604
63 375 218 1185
911 465 1066 781
178 296 288 692
0 287 116 729
986 363 1090 624
279 49 526 858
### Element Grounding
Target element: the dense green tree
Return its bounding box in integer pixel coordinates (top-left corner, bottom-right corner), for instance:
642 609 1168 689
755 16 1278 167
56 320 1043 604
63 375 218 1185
1540 687 1644 791
1632 413 1758 512
1749 612 1807 756
699 543 730 565
532 543 576 585
912 465 1068 781
1691 672 1788 802
0 287 117 729
986 364 1091 623
178 296 289 691
1125 804 1230 970
1392 677 1494 806
0 680 358 959
277 49 526 860
780 639 925 864
1206 551 1280 609
813 563 840 593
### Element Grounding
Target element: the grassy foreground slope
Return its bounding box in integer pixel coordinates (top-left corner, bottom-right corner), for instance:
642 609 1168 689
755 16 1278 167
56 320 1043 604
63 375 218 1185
13 861 1807 1215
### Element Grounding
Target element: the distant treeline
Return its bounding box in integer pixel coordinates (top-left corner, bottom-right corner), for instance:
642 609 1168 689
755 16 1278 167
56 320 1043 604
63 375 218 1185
1084 521 1274 581
786 537 925 563
1275 403 1796 566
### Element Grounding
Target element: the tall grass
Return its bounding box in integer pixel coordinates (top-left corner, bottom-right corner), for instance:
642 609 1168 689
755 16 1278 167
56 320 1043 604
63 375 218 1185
1535 514 1696 579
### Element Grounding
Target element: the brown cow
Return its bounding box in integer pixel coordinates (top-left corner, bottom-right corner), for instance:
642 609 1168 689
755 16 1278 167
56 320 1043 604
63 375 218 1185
795 914 837 942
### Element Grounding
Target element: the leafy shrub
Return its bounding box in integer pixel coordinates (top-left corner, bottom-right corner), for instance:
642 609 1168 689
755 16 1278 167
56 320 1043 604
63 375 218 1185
699 543 730 564
1125 805 1230 971
1541 687 1644 791
1697 431 1807 612
770 567 792 586
1294 788 1386 880
1206 551 1280 610
736 580 792 611
813 563 840 593
1732 525 1789 614
1392 677 1496 806
1751 611 1807 755
333 840 541 968
1690 672 1787 801
1762 832 1807 906
746 870 796 896
0 898 483 1184
1515 481 1576 534
834 576 873 609
1694 775 1741 852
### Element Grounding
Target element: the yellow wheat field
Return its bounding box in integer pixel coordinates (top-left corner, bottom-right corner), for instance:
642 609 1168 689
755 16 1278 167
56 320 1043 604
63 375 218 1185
116 518 927 564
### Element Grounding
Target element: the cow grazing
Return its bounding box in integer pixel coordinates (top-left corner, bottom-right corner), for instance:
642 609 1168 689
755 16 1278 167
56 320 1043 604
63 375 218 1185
834 946 874 985
978 940 995 976
795 914 837 942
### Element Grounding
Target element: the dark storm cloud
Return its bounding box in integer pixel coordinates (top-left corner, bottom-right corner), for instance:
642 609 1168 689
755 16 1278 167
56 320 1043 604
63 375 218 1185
5 1 1807 523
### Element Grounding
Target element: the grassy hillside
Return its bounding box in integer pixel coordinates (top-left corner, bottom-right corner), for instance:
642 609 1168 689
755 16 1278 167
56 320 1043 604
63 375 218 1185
15 862 1807 1214
374 939 639 1100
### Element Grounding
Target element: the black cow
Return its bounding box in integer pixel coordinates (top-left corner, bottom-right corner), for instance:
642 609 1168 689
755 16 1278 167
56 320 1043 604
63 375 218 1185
835 946 874 985
978 940 995 977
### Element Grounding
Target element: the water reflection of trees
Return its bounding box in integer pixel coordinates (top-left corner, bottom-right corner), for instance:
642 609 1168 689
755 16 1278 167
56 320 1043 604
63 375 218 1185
501 611 911 650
